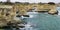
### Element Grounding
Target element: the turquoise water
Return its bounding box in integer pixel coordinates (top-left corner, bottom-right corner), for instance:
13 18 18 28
23 7 60 30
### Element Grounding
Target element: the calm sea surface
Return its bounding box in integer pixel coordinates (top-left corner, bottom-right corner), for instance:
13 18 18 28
1 7 60 30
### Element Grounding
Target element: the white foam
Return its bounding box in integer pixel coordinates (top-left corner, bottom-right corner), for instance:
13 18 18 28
57 7 60 15
58 11 60 15
27 12 38 14
20 15 34 19
24 22 33 30
18 22 33 30
29 15 33 18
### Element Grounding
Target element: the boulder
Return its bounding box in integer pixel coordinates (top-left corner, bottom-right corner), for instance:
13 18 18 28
48 10 58 15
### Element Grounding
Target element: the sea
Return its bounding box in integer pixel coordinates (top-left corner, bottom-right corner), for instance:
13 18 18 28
22 7 60 30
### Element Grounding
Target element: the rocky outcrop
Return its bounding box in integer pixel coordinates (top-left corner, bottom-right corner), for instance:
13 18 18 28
0 17 22 27
48 9 58 15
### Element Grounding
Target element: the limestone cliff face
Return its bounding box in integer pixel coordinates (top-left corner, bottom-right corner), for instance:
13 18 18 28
15 3 56 12
0 5 21 27
13 3 57 15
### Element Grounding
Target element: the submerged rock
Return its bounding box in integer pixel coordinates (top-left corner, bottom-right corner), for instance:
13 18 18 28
23 15 29 17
